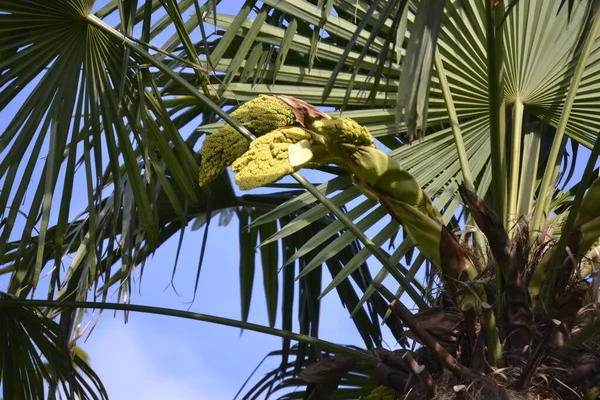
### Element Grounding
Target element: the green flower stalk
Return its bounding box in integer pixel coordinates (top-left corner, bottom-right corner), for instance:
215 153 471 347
206 96 473 282
225 99 467 283
201 96 458 277
198 95 296 186
338 145 440 222
335 144 456 280
211 96 446 273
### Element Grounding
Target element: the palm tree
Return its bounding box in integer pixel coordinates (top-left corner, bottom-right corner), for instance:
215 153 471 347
0 1 394 397
1 0 600 399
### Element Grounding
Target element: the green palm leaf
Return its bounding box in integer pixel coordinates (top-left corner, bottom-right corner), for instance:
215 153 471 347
0 0 203 299
0 293 107 399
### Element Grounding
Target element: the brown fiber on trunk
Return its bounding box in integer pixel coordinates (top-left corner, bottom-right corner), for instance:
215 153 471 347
299 354 359 400
550 285 586 349
504 233 533 363
411 306 465 356
439 226 473 296
458 186 511 265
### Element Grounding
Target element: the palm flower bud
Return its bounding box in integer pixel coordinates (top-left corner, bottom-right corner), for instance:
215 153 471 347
341 145 421 203
365 385 401 400
231 127 319 190
579 244 600 278
198 95 296 186
339 144 441 223
311 118 375 148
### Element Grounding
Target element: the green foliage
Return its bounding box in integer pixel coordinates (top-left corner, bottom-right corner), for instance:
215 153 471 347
0 294 106 399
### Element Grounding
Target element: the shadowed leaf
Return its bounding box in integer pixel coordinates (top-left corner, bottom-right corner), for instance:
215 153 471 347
458 185 511 265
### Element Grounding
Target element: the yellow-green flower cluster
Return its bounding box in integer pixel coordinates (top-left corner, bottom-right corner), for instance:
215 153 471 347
198 95 296 187
198 129 248 187
229 117 377 190
364 386 400 400
312 117 375 148
231 127 314 190
232 95 298 135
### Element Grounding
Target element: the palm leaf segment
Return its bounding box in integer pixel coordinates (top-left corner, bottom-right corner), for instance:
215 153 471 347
0 0 205 299
0 293 107 399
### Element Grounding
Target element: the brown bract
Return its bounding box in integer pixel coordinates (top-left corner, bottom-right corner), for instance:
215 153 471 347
274 95 331 128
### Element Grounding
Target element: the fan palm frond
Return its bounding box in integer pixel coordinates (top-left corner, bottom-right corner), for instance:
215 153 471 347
0 293 107 400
